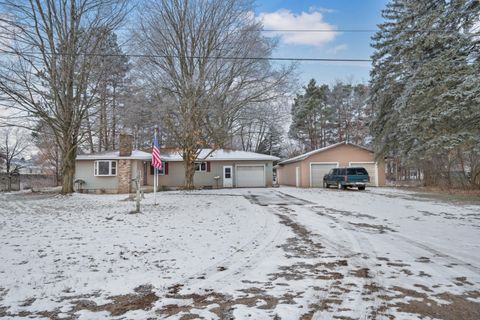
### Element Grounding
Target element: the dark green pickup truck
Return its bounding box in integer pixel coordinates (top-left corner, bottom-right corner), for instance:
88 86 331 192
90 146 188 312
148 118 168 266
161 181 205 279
323 167 370 190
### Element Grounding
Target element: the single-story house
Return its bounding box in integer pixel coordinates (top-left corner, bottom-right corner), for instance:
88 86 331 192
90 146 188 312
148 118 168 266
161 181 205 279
276 141 386 187
75 134 279 193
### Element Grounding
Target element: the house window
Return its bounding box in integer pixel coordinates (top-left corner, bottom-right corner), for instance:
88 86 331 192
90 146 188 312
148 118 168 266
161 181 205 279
195 162 207 172
94 160 117 176
150 162 166 175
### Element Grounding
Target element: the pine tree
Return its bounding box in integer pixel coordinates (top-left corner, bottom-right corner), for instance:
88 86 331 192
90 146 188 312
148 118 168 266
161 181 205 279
370 0 480 187
289 79 331 151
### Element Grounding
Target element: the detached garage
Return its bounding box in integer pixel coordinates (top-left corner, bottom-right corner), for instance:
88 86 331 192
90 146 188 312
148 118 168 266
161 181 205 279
277 141 385 187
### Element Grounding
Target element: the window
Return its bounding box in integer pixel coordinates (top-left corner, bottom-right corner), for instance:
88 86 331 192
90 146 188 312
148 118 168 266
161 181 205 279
355 168 369 175
195 162 207 172
347 168 357 175
150 162 166 175
346 168 369 175
94 160 117 176
224 167 231 179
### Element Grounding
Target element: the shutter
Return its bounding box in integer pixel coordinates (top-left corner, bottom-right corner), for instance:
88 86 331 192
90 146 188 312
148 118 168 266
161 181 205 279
165 162 169 175
207 161 211 172
150 162 154 175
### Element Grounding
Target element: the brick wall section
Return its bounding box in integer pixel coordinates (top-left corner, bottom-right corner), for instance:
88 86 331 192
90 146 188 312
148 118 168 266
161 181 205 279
118 159 132 193
119 134 133 157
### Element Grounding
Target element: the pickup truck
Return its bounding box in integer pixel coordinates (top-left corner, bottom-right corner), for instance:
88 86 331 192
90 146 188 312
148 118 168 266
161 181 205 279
323 167 370 190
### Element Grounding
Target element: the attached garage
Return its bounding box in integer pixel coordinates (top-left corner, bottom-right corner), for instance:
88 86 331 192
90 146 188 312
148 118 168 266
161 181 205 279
350 162 378 186
276 141 386 187
310 163 339 187
236 165 265 187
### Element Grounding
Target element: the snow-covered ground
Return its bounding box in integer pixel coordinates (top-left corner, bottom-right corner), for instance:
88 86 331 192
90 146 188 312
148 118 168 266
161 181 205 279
0 187 479 319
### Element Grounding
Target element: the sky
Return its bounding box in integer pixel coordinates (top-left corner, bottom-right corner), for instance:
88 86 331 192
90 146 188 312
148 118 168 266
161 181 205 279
254 0 389 86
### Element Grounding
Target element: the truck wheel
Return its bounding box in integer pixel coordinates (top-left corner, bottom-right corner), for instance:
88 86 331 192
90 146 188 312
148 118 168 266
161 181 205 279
342 184 348 190
358 186 366 191
323 181 329 188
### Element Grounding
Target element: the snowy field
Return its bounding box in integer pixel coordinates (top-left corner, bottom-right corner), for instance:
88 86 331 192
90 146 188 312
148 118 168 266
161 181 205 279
0 187 479 319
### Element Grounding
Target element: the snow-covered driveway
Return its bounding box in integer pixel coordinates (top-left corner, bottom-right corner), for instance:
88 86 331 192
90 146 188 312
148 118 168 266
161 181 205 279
0 187 479 319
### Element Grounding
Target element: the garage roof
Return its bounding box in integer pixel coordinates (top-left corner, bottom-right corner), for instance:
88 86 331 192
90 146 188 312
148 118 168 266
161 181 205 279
278 141 373 165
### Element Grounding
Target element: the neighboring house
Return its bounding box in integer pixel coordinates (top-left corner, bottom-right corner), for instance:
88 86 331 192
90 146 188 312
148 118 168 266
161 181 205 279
276 141 386 187
12 158 46 175
75 134 279 193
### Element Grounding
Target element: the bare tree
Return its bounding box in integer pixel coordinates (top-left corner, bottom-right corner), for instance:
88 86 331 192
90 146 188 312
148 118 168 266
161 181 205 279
0 127 29 191
32 121 61 184
86 30 129 152
232 99 289 156
135 0 293 189
0 0 128 193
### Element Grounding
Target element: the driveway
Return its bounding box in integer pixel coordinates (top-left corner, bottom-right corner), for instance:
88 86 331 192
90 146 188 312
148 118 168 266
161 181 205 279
244 187 480 319
0 187 479 319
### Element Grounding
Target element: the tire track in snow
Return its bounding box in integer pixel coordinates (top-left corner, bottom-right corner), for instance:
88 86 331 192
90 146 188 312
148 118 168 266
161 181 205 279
161 194 285 293
250 190 378 319
278 190 480 318
281 204 382 320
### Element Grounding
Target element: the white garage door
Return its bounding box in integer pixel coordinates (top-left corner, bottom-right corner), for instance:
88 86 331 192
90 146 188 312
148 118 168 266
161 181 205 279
236 165 265 187
350 162 378 186
310 163 338 187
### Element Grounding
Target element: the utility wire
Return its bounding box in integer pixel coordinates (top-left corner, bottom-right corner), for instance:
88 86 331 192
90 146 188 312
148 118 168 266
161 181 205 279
0 50 372 62
118 27 465 34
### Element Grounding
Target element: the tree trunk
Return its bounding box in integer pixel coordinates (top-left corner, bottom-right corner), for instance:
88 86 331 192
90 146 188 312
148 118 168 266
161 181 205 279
55 146 60 185
85 110 95 153
183 148 196 190
98 81 107 152
61 137 77 194
112 84 117 150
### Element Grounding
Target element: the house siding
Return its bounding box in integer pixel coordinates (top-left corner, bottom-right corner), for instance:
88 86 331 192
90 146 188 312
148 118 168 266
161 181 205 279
278 144 386 187
75 160 119 192
76 158 275 193
147 160 274 188
277 162 300 187
75 159 145 193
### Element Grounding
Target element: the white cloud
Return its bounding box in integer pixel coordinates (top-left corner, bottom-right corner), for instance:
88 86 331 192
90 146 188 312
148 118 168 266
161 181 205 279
308 6 336 14
327 44 348 54
258 9 338 46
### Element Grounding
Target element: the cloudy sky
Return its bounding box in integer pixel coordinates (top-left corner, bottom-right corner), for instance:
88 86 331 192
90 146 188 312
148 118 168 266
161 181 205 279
255 0 389 85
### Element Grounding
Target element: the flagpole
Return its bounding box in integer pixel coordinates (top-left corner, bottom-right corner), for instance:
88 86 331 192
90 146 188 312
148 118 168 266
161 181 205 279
154 127 158 205
154 167 157 205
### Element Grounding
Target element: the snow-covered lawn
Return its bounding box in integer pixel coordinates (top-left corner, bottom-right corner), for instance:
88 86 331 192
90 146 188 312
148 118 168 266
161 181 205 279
0 187 479 319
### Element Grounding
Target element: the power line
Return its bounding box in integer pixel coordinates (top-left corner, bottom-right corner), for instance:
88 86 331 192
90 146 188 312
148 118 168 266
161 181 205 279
0 50 372 62
262 29 377 33
118 27 461 34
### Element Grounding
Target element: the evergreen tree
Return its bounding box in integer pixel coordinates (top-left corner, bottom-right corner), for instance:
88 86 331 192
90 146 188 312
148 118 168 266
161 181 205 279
289 79 332 151
370 0 480 187
289 79 371 151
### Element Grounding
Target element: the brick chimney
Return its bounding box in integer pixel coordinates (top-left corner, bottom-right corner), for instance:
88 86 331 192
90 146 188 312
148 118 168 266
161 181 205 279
119 133 133 157
118 133 133 193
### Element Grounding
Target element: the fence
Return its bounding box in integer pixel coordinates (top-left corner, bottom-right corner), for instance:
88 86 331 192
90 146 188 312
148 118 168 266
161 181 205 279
0 173 57 191
0 173 20 191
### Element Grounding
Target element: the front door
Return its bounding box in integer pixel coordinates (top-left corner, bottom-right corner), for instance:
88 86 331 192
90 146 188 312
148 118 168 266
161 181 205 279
223 166 233 188
143 162 148 186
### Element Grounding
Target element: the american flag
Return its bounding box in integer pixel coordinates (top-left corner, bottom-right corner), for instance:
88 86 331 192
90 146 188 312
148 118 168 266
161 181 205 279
152 135 162 170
